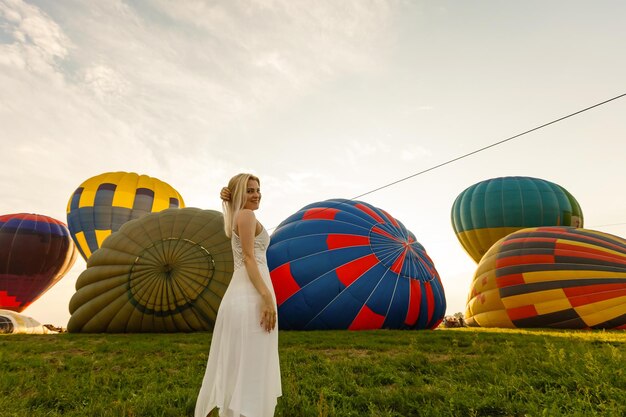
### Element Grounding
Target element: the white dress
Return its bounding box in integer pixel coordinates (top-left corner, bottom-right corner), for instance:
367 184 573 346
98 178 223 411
195 227 282 417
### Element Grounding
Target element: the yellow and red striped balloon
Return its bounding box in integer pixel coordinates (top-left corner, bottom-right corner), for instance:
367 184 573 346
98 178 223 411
466 227 626 329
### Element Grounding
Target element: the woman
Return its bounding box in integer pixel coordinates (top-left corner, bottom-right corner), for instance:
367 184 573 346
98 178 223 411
195 173 282 417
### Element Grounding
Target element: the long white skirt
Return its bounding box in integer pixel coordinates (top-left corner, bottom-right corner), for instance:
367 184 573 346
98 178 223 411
195 266 281 417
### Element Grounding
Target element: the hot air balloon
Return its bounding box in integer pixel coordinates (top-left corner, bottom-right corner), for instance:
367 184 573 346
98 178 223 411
268 199 446 330
0 309 57 334
68 208 232 333
451 176 583 263
466 227 626 329
66 171 185 261
0 213 77 312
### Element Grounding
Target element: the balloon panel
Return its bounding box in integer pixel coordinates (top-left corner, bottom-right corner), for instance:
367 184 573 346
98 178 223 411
268 199 446 330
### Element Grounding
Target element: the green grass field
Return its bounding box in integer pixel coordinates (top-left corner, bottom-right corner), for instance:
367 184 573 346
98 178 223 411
1 328 624 417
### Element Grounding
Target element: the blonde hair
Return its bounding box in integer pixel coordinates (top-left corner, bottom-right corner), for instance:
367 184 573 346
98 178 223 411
223 173 260 238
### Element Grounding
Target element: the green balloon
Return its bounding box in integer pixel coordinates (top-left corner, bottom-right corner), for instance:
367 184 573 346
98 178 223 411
451 176 583 263
68 208 233 333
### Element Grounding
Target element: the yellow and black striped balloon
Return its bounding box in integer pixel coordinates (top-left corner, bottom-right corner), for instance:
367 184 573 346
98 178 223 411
68 208 233 333
67 172 185 261
466 227 626 329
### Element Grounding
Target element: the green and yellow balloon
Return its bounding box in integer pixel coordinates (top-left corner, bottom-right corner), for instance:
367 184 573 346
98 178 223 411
68 208 233 333
451 176 583 263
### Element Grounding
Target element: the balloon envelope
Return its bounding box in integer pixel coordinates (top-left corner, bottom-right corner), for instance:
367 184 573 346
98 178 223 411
0 213 77 312
451 176 583 263
466 227 626 329
0 309 57 334
66 171 185 261
268 199 446 330
68 208 232 333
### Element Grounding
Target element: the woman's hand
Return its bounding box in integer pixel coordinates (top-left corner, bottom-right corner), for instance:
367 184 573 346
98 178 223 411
260 297 277 332
220 187 231 202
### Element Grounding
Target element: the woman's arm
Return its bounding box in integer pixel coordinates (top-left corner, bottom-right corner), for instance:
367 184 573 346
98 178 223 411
236 209 276 332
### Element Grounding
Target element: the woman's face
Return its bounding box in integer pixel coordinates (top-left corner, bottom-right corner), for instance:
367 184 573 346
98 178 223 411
243 179 261 210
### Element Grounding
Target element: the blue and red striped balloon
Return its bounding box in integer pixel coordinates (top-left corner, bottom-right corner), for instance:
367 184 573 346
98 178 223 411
268 199 446 330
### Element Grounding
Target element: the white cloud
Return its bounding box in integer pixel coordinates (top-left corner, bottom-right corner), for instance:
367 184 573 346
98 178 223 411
82 64 130 101
0 43 24 67
0 0 70 78
149 0 394 97
0 0 400 182
400 144 432 161
349 140 378 158
334 139 393 167
400 104 434 116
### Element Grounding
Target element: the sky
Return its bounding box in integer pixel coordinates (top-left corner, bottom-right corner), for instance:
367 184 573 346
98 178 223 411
1 0 625 327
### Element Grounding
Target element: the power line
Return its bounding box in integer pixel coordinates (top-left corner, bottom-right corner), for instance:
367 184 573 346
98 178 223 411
350 92 626 201
268 92 626 231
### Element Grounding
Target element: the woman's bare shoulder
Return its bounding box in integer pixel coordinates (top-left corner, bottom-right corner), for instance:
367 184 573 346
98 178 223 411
235 209 262 236
235 209 255 229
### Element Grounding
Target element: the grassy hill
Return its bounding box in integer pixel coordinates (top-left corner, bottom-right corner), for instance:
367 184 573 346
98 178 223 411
1 328 624 416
